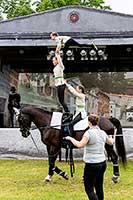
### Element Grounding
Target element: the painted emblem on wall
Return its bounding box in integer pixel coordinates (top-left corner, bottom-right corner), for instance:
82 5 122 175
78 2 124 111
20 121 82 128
69 11 80 23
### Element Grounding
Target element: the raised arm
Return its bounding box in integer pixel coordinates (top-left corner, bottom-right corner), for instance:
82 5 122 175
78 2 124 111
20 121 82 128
55 37 62 53
65 83 84 98
55 53 64 70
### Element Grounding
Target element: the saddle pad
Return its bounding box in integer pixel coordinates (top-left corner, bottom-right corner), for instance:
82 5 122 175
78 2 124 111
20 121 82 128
50 112 63 129
50 112 88 131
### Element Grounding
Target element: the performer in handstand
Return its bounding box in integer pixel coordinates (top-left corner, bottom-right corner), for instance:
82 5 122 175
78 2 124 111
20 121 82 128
50 32 98 57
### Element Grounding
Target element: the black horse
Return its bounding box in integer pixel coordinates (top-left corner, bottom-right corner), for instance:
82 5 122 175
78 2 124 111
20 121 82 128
17 106 126 183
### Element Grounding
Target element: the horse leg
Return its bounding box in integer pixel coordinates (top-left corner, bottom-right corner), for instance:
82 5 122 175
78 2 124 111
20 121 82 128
105 144 119 183
45 146 68 182
53 166 69 180
44 146 56 182
58 150 62 162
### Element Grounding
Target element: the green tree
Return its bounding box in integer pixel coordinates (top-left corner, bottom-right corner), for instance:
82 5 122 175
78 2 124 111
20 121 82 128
66 72 100 90
111 72 128 94
0 0 3 20
0 0 35 19
0 0 111 19
79 72 99 89
36 0 68 11
66 72 129 94
35 0 111 12
98 72 128 94
80 0 110 9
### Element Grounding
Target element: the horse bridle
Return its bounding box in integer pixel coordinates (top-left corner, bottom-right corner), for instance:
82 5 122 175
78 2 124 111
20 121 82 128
18 113 31 138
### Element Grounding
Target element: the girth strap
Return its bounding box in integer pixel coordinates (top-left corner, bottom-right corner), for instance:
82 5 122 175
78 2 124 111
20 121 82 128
69 147 75 177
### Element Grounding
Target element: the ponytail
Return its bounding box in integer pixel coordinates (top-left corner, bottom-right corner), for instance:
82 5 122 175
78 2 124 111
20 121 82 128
78 85 85 94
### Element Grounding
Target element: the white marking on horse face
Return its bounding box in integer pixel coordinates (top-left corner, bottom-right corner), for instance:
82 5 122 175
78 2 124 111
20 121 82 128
13 107 20 115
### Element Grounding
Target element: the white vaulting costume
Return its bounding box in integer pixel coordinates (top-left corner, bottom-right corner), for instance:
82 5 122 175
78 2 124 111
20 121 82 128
66 84 87 119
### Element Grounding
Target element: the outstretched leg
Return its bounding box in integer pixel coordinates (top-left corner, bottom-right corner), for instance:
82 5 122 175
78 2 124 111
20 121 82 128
64 38 82 56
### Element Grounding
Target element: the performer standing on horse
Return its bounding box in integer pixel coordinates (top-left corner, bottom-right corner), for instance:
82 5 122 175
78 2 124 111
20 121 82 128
52 52 69 113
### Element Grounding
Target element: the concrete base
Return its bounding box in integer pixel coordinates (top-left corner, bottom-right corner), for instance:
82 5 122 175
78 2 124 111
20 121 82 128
0 128 84 160
0 128 46 159
0 128 132 160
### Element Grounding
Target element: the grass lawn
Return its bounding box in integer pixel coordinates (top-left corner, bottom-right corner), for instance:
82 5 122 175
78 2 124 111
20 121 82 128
0 160 132 200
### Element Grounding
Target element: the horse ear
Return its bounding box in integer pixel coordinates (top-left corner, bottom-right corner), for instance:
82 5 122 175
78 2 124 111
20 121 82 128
13 107 20 116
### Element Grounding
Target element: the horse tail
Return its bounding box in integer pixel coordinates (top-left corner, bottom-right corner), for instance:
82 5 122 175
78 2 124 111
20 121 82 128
109 117 127 165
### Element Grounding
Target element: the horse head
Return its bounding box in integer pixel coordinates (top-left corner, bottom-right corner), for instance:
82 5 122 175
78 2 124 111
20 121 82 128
18 110 32 138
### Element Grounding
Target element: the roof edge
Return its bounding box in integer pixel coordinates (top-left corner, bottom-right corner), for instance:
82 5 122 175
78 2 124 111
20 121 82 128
0 5 133 24
0 31 133 39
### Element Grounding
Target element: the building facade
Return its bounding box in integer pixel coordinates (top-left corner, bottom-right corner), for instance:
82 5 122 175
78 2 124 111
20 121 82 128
0 6 133 126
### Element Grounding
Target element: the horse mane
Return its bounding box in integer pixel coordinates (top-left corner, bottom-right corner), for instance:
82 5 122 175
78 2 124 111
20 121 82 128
33 107 52 115
21 106 53 116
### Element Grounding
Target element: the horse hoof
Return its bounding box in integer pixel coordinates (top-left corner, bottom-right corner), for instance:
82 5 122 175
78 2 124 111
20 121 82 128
60 172 69 180
44 175 52 182
112 175 119 183
63 172 69 180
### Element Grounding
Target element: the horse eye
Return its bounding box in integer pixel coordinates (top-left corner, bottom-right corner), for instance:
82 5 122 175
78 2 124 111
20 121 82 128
24 118 29 124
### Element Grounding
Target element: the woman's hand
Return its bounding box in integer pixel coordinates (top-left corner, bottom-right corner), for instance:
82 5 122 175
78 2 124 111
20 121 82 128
64 135 89 148
106 135 114 145
63 136 72 141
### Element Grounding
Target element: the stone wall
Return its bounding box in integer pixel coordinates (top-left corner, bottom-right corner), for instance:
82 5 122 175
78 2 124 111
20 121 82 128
0 128 132 160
